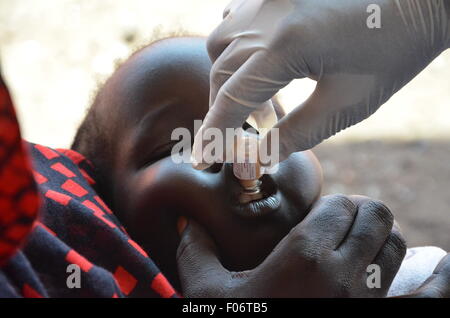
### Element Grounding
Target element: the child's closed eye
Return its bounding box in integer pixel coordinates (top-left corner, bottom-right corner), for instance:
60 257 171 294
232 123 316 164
143 141 180 166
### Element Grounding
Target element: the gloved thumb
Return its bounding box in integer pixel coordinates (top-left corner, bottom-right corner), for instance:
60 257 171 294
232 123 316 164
176 217 229 297
261 74 379 166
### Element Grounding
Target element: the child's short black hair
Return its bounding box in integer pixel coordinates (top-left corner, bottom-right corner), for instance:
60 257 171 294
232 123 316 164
71 91 116 205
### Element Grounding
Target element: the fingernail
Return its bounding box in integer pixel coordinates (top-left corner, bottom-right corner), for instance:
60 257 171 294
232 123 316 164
190 155 201 169
393 220 402 233
177 216 188 235
191 158 210 171
194 163 211 170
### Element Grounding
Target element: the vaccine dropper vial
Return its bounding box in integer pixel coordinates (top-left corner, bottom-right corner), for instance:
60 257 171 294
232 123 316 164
233 132 264 204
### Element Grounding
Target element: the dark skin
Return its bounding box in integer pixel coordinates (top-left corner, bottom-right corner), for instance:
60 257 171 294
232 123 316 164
90 37 322 287
74 37 450 297
178 195 406 297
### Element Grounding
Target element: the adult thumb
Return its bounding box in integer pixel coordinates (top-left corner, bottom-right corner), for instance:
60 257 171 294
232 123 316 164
176 218 229 297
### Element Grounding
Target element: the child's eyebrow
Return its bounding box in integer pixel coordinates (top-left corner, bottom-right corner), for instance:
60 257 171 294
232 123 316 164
128 97 184 166
133 97 181 135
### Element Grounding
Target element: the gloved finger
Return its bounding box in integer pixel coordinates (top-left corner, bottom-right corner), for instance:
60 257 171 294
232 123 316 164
260 74 377 165
191 100 251 170
206 0 260 62
247 101 278 131
222 0 242 18
176 218 229 297
370 223 407 296
208 0 300 107
208 37 283 133
213 48 294 114
208 37 253 108
338 198 394 269
405 253 450 298
192 50 293 170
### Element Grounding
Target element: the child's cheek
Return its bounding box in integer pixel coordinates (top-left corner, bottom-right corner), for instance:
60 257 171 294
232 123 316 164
129 158 222 215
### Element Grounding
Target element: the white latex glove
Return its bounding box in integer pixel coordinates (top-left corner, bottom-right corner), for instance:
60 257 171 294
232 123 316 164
192 0 450 169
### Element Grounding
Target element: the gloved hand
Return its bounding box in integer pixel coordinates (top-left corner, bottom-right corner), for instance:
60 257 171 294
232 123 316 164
192 0 450 169
176 195 406 297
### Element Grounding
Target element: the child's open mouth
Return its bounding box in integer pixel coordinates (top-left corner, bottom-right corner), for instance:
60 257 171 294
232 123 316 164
230 173 281 218
234 192 281 218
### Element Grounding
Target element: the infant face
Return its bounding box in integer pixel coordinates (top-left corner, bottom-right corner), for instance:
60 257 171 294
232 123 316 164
99 37 322 285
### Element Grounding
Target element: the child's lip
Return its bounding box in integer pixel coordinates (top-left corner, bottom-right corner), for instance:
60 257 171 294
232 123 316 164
224 166 281 218
232 191 281 218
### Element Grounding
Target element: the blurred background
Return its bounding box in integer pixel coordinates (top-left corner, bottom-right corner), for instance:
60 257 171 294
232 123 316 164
0 0 449 250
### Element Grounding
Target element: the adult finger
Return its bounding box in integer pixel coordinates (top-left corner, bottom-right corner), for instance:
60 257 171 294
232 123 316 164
239 195 358 297
206 0 262 62
176 218 229 297
370 222 407 296
192 51 294 170
268 195 359 262
338 198 394 267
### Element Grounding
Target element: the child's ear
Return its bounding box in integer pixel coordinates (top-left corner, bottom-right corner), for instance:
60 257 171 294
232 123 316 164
271 96 286 120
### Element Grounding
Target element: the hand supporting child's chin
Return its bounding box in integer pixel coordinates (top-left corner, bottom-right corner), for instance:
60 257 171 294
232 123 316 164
176 194 408 298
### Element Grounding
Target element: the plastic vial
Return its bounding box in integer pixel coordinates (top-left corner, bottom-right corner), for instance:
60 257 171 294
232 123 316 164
233 132 264 204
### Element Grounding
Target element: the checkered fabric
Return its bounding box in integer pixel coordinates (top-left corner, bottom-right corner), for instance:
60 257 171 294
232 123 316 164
0 72 177 298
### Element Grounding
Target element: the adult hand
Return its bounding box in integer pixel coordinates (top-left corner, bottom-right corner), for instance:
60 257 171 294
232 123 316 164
176 195 407 297
192 0 450 169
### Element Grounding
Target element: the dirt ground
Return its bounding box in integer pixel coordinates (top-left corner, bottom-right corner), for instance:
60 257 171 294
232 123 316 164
0 1 449 251
314 140 450 250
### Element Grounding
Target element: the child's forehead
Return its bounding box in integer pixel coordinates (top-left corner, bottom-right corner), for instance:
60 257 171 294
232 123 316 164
126 37 212 84
118 38 211 102
100 37 212 126
114 68 210 127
